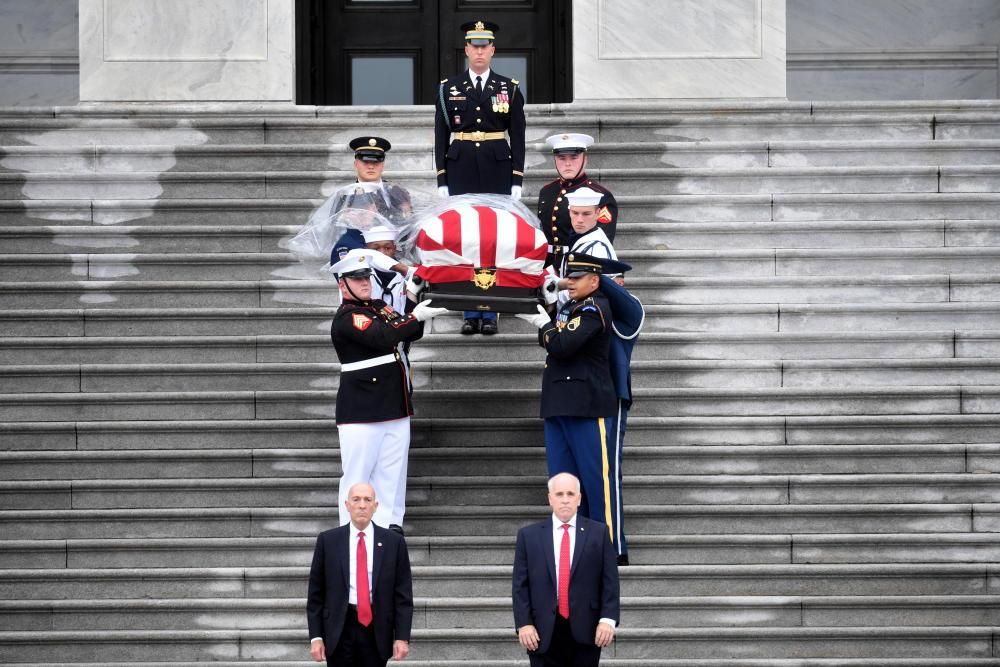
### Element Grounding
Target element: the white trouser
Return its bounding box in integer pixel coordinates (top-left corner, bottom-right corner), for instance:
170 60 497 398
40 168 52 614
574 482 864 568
337 417 411 527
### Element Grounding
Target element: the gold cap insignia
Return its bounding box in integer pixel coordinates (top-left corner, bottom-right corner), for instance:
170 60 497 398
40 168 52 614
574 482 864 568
368 138 377 146
475 20 485 31
568 254 575 261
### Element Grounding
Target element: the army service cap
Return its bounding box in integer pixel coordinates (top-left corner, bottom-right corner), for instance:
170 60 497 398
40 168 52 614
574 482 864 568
565 252 632 278
349 136 391 163
462 20 498 45
331 248 374 279
546 133 594 155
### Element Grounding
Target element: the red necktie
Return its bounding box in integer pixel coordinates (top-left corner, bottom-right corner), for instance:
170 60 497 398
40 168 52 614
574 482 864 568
558 523 571 619
356 532 372 627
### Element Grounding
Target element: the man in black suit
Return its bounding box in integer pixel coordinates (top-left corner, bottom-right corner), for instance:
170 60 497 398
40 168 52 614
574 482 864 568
512 473 620 666
306 482 413 666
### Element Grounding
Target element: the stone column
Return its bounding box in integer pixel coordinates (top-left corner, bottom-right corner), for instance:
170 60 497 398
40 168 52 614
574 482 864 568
573 0 786 100
79 0 294 103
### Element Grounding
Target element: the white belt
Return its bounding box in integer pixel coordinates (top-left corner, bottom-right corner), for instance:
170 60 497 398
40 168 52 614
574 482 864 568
340 353 397 373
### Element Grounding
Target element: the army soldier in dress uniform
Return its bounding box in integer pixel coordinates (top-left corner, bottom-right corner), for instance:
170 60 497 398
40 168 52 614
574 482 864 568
330 249 447 533
537 133 618 270
517 253 632 564
330 136 413 263
435 20 527 335
435 20 526 198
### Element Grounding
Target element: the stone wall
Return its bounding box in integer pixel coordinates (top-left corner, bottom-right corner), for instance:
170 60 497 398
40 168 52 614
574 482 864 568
788 0 1000 100
0 0 78 106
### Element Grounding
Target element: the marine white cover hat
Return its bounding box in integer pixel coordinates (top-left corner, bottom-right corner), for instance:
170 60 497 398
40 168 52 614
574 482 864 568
545 133 594 153
330 248 374 278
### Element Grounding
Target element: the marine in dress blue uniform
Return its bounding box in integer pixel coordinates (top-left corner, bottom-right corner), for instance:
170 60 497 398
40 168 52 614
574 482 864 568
518 253 633 563
330 250 447 532
435 20 527 335
537 134 619 269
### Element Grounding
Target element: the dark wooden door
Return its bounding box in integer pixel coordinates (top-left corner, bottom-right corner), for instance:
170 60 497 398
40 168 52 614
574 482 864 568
297 0 571 105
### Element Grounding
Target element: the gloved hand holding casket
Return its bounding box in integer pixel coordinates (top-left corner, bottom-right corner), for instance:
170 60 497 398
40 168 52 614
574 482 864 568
408 194 548 314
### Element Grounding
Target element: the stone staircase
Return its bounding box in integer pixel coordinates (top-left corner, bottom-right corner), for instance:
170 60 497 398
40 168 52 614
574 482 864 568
1 99 999 665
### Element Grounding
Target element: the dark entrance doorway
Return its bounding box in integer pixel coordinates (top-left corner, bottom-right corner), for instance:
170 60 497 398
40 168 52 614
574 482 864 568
296 1 572 105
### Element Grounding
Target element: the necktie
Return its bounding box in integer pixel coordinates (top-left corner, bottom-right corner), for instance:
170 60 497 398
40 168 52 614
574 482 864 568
558 523 571 619
475 75 483 96
356 532 372 626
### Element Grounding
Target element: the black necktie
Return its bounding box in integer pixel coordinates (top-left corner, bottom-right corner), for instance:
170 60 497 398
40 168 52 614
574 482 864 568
475 75 483 96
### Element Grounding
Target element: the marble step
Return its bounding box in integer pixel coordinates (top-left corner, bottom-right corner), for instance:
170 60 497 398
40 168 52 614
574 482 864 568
1 562 993 599
8 248 1000 282
10 165 1000 201
10 357 1000 394
0 224 296 254
6 662 995 667
1 502 994 540
4 139 1000 173
0 625 995 662
6 531 1000 570
9 219 1000 255
2 594 998 632
0 383 991 421
2 328 997 364
0 219 975 255
6 193 1000 227
5 473 1000 511
5 413 1000 453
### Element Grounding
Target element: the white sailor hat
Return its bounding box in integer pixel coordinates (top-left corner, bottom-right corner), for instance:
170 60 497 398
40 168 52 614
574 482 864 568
330 248 373 278
363 225 398 244
545 133 594 154
565 186 604 207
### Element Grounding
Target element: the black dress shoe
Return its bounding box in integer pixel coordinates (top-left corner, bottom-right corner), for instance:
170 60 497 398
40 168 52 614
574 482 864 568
480 319 498 335
389 524 404 535
617 554 629 566
460 318 480 335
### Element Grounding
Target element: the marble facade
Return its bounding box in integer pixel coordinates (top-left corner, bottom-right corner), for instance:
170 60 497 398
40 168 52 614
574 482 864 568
78 0 295 102
573 0 787 99
0 0 79 106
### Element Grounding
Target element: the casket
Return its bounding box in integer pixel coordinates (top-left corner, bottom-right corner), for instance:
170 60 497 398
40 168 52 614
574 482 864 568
413 203 547 314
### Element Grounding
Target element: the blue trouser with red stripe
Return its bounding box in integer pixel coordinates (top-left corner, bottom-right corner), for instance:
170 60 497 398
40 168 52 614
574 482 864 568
543 405 627 559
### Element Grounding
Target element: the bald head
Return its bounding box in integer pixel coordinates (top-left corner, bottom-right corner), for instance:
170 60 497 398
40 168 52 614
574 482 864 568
345 482 378 530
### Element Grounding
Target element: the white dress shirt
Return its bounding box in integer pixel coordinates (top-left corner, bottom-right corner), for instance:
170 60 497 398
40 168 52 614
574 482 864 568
551 513 616 629
470 68 492 92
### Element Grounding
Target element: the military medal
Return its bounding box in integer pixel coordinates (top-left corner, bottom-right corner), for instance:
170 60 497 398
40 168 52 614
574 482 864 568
492 96 499 112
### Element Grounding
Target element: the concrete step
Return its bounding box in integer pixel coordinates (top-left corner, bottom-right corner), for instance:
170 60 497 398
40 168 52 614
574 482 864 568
4 473 999 511
4 662 996 667
1 502 993 540
0 198 317 226
0 561 994 599
0 625 995 662
2 594 998 632
0 225 295 254
0 384 985 421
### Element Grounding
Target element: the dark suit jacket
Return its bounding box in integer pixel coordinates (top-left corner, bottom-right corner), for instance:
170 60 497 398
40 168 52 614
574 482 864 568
512 515 620 655
306 523 413 662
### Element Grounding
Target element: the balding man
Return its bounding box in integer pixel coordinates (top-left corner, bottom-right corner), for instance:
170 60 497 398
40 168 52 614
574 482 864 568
512 473 620 667
306 483 413 666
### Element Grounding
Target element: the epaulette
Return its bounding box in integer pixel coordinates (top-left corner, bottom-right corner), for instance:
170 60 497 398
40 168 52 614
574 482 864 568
511 79 520 85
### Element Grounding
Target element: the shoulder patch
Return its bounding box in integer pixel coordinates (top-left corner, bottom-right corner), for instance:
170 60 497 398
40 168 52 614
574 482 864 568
580 305 598 313
566 315 582 331
352 313 373 331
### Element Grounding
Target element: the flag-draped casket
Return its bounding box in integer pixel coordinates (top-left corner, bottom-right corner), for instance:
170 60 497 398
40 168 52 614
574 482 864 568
413 203 547 313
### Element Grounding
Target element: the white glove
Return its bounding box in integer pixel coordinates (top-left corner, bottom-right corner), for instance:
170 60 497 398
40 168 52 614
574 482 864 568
438 186 450 198
516 304 551 329
366 251 398 272
541 274 559 305
510 185 523 199
412 299 448 322
405 274 426 301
